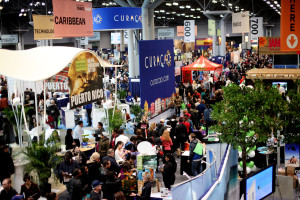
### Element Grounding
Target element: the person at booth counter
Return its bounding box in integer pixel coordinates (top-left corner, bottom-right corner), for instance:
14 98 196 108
130 171 151 200
161 153 177 189
125 91 134 104
73 121 84 147
65 129 75 150
93 122 105 143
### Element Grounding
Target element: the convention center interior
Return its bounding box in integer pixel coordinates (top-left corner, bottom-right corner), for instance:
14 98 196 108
0 0 300 199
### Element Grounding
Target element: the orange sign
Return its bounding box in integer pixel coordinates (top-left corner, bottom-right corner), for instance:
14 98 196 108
281 0 300 51
259 37 297 55
177 26 197 37
53 0 93 37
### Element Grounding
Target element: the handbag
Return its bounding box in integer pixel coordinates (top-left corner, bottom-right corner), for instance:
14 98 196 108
181 102 186 109
193 142 203 156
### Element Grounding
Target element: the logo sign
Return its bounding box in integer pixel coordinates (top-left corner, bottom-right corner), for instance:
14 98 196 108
232 11 250 33
177 26 197 36
32 15 62 40
139 39 175 114
88 32 100 41
208 19 216 36
250 17 263 43
158 28 175 38
281 0 300 51
0 34 18 44
111 32 121 44
68 51 104 109
124 30 128 44
259 37 297 55
93 7 142 30
184 20 195 42
53 0 93 37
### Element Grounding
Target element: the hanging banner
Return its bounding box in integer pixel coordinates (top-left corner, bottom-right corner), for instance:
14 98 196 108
214 68 222 81
177 26 197 37
124 30 128 44
195 38 213 46
0 34 18 44
259 37 297 55
217 29 221 37
158 28 175 38
111 32 121 44
53 0 93 37
88 32 100 41
93 7 142 30
281 0 300 51
208 19 216 36
32 15 62 40
250 17 263 43
139 39 175 118
68 51 104 109
184 20 195 43
232 11 250 33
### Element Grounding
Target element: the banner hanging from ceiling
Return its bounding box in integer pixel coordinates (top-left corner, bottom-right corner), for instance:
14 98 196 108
177 26 197 37
68 51 104 109
250 17 263 43
139 39 175 118
33 15 62 40
93 7 142 30
208 19 216 36
281 0 300 51
259 37 297 55
184 20 195 42
158 28 175 38
232 11 250 33
53 0 93 37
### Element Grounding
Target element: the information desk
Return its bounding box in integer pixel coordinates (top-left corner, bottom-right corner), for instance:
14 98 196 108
57 143 95 158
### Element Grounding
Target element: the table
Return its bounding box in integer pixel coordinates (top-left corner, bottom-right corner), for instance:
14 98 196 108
82 127 98 139
60 108 75 129
57 143 96 158
180 151 192 176
151 192 172 200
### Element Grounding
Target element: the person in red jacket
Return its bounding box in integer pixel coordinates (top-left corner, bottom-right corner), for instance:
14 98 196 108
160 129 173 157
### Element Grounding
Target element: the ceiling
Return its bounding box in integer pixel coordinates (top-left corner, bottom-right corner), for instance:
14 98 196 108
0 0 281 33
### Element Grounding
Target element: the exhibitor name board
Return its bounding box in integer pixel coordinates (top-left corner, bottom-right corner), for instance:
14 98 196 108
93 7 142 30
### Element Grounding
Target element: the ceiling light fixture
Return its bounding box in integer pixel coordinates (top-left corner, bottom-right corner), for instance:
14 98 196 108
173 2 178 6
191 8 195 11
186 5 191 8
179 6 184 9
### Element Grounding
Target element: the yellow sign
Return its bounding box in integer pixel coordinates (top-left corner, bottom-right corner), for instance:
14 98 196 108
75 60 87 72
33 15 62 40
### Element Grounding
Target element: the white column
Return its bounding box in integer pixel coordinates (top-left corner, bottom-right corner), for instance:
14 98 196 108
128 29 135 78
213 34 218 56
142 7 149 40
220 19 226 56
148 9 155 40
120 30 125 52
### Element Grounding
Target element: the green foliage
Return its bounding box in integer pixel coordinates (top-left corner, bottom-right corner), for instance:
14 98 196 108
117 89 127 99
22 132 62 187
2 106 30 126
130 104 144 123
107 107 124 132
211 81 286 176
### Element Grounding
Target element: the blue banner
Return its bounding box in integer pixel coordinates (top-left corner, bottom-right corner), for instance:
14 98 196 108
139 40 175 118
93 7 142 30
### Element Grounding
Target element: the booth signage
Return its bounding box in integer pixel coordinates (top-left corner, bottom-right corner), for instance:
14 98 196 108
177 26 197 37
68 51 104 109
0 34 18 44
250 17 263 43
139 39 175 113
259 37 297 55
93 7 142 30
184 20 195 42
232 11 250 33
88 32 100 41
124 30 128 44
281 0 300 51
208 19 216 36
33 15 62 40
111 32 121 44
80 37 89 45
53 0 93 37
158 28 175 37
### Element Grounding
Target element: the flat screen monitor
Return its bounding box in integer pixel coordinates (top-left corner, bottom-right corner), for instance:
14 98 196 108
272 82 287 92
241 164 276 200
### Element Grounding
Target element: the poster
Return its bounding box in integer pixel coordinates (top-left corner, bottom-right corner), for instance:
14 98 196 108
232 11 250 33
68 51 104 109
250 17 263 43
93 7 142 30
285 143 300 167
111 32 121 44
195 38 213 46
139 39 175 117
214 68 222 81
184 20 195 43
182 70 192 84
137 155 157 170
53 0 93 37
45 67 69 92
208 19 216 36
32 15 62 40
258 37 297 55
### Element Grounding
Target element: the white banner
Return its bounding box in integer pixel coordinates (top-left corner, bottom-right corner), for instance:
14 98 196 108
250 17 263 43
208 19 216 36
232 11 250 33
184 20 195 42
0 34 18 44
88 32 100 41
158 28 175 37
111 32 121 44
124 30 128 44
80 37 89 45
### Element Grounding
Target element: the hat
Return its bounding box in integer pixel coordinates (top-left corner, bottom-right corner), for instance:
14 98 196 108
92 180 103 188
102 132 109 138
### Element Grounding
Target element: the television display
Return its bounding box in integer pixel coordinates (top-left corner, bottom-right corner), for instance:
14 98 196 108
243 165 275 200
272 82 287 92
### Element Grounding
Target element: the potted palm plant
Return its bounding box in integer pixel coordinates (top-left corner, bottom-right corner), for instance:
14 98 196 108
22 131 62 196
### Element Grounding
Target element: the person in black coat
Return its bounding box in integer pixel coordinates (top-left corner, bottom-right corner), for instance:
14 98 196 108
0 145 14 183
65 129 75 150
161 154 177 189
69 169 88 200
102 171 122 200
102 149 121 173
130 171 151 200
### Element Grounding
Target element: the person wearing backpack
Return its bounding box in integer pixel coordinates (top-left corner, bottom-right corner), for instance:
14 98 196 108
187 133 204 176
